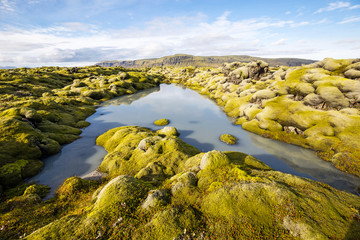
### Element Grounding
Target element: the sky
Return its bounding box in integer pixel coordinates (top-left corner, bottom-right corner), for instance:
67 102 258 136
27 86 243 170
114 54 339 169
0 0 359 67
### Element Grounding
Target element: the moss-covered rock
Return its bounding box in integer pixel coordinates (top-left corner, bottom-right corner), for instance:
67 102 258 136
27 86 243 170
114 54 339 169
141 189 170 210
316 86 349 109
344 69 360 79
0 160 43 187
56 176 91 198
219 134 237 145
199 150 230 170
96 126 200 177
154 118 170 126
139 206 201 240
156 126 179 136
75 120 90 128
91 175 148 212
23 184 50 199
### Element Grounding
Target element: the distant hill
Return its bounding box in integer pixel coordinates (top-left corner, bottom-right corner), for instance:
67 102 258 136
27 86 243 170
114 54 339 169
0 66 16 69
96 54 316 68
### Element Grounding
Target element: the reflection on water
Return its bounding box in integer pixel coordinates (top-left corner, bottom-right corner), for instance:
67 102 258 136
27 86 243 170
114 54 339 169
101 86 160 106
29 84 360 196
248 132 360 192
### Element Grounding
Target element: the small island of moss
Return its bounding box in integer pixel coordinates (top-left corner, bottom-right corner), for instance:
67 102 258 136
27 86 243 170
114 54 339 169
220 134 237 145
154 118 170 126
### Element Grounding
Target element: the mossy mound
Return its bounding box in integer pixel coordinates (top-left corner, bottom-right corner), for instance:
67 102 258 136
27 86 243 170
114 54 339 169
219 134 238 145
56 176 92 198
154 118 170 126
23 184 50 199
96 126 200 178
21 126 360 239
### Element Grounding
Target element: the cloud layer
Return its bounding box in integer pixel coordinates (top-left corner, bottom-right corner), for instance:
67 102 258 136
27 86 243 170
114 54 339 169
0 1 359 67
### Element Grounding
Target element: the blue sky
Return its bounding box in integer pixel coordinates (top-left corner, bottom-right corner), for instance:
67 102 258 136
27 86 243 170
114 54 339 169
0 0 359 67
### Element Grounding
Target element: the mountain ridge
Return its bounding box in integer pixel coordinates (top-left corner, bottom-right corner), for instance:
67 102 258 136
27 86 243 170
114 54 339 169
96 54 316 68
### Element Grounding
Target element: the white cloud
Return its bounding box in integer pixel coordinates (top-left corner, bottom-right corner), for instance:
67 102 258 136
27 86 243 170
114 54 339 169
271 38 287 46
0 0 15 12
315 1 360 13
349 4 360 10
336 38 360 44
338 16 360 24
28 0 40 4
0 11 357 67
285 11 291 15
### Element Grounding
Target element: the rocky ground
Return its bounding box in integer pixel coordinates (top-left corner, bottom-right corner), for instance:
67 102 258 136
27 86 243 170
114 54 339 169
0 59 359 239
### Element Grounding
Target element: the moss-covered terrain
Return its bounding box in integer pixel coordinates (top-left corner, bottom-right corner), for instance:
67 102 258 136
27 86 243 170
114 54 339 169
150 58 360 177
1 58 360 239
219 134 238 145
154 118 170 126
0 126 357 239
0 66 161 190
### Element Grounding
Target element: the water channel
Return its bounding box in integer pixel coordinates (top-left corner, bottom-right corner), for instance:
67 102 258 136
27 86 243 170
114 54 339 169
29 84 360 196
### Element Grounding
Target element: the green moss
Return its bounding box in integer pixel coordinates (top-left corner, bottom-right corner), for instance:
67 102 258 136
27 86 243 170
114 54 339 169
199 150 230 170
154 118 170 126
75 120 90 128
96 126 200 177
316 86 349 109
224 151 272 171
56 176 92 198
140 206 201 240
91 175 148 213
23 184 50 199
2 62 360 240
156 126 179 136
285 67 308 83
219 134 237 145
0 160 43 187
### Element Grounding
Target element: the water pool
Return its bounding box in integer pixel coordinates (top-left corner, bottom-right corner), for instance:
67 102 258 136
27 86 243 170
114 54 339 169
29 84 360 195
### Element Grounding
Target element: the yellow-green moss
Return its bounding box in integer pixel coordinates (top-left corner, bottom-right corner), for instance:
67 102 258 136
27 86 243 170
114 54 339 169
0 66 160 188
219 134 237 145
96 126 200 177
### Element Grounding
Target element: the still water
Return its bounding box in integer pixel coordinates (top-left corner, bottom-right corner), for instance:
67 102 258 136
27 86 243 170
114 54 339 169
29 84 360 196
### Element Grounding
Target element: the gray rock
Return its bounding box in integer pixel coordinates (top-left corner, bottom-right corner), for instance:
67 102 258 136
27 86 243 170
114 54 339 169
136 161 166 181
157 126 179 136
303 93 323 106
171 172 197 194
142 189 169 210
344 69 360 79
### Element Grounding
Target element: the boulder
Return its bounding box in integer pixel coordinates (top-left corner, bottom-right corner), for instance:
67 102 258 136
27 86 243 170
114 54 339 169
251 89 276 101
316 86 349 109
23 184 50 199
56 177 90 197
344 69 360 79
225 61 269 84
135 161 166 181
156 126 179 136
219 134 237 145
154 118 170 126
200 150 230 170
303 93 323 106
93 175 148 211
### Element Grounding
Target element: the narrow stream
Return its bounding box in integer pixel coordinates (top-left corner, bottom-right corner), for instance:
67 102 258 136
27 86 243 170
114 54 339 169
29 84 360 196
